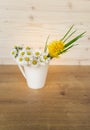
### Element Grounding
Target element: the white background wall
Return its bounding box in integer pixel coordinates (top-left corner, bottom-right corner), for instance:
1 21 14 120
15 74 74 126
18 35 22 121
0 0 90 65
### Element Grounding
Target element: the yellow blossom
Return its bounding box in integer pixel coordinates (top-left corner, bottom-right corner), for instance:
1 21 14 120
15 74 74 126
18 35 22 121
47 40 64 58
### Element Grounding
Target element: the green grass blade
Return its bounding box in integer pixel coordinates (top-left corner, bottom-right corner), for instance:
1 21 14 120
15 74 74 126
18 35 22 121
44 35 50 52
63 30 77 43
61 24 74 41
64 32 86 48
61 44 78 54
61 45 74 54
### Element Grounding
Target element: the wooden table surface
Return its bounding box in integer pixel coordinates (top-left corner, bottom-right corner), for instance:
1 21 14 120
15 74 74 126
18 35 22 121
0 65 90 130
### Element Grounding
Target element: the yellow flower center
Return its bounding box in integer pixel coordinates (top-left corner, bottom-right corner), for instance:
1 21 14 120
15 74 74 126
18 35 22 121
27 51 31 55
43 55 48 60
40 59 43 62
26 47 30 50
21 52 25 56
25 57 29 61
12 51 15 55
35 52 40 56
19 57 23 61
32 60 37 65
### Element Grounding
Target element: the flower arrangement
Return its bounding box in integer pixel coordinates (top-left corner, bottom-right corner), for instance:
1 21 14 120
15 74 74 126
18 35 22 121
11 25 85 66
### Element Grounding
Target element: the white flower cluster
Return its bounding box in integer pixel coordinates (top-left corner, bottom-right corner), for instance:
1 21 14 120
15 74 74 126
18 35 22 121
11 46 50 66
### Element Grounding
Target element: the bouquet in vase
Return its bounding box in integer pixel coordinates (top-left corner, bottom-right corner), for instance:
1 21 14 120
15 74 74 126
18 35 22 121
11 25 85 89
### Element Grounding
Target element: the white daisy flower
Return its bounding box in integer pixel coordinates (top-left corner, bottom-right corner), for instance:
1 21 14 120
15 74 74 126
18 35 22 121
39 52 50 65
11 46 50 66
23 56 31 65
19 49 26 57
11 48 17 58
33 49 41 58
31 58 39 67
25 49 33 58
16 56 24 65
39 58 46 65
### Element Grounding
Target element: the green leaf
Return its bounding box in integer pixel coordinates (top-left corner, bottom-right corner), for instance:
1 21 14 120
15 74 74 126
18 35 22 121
61 24 74 41
63 30 77 42
64 32 86 48
61 44 78 54
44 35 50 52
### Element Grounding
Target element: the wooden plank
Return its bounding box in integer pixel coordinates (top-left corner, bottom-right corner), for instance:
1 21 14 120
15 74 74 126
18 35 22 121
0 0 90 12
0 65 90 130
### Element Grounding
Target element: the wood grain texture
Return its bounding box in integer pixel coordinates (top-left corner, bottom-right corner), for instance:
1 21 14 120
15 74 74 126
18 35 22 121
0 0 90 65
0 65 90 130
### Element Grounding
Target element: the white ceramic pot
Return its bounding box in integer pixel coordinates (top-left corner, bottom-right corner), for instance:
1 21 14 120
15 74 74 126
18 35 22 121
18 64 49 89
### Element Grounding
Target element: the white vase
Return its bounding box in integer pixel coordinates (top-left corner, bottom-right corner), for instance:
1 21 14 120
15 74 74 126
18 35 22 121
18 64 49 89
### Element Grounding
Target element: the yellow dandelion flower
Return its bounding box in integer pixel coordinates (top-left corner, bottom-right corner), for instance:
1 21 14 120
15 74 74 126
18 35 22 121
48 40 64 58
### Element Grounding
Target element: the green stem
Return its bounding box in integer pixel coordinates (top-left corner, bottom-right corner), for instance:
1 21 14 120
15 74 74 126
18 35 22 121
44 35 50 52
